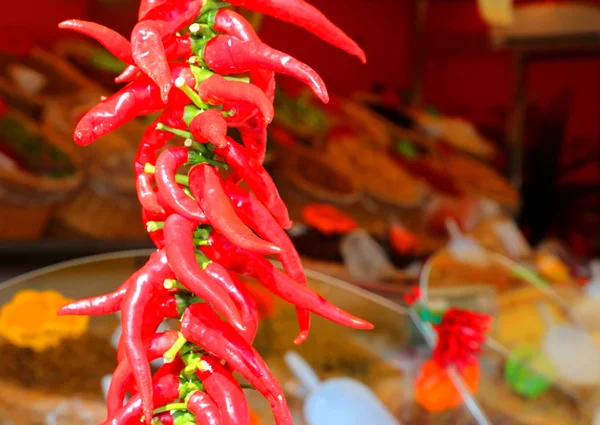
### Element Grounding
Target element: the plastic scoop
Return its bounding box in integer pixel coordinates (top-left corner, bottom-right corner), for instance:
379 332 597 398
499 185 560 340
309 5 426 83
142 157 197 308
445 219 489 266
284 351 401 425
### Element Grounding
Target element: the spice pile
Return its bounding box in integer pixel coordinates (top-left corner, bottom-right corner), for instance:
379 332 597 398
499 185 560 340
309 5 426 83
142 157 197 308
57 1 372 425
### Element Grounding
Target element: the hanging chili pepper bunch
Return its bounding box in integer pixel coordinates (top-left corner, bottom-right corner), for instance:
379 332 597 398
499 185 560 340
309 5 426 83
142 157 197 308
57 1 370 425
405 286 491 411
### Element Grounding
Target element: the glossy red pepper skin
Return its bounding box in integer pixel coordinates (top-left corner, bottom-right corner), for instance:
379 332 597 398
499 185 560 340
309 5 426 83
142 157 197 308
196 355 251 425
224 181 310 344
138 0 168 19
227 0 365 63
189 109 227 148
214 138 291 229
74 63 194 146
198 75 274 125
163 214 245 331
155 147 207 222
187 391 222 425
201 261 258 343
204 233 374 331
238 119 268 163
108 331 180 417
189 164 280 255
132 0 202 101
204 35 328 104
57 279 129 316
58 20 133 63
135 107 187 215
120 250 173 425
154 412 174 425
181 303 292 425
101 375 180 425
115 64 140 84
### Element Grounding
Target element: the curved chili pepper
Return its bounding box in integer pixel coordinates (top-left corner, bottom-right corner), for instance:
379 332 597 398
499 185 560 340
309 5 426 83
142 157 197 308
154 412 174 425
58 20 133 63
238 119 268 164
224 181 310 344
227 0 366 63
187 391 222 425
198 75 274 124
74 63 193 146
115 64 139 84
198 258 258 343
181 303 292 425
132 0 202 101
204 35 328 104
143 208 166 249
189 164 281 255
102 374 180 425
120 250 173 425
214 138 291 229
108 331 180 417
189 109 227 148
196 355 251 425
204 232 374 331
155 147 207 222
57 278 129 316
163 214 245 332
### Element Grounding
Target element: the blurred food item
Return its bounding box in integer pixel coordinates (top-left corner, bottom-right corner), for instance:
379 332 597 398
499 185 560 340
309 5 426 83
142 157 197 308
54 40 127 92
468 216 532 259
0 290 89 351
0 48 101 102
424 196 480 235
302 203 358 235
339 99 391 148
389 221 422 255
284 148 362 205
504 345 555 399
412 111 495 160
341 229 398 282
414 359 480 412
274 88 329 140
443 154 518 209
535 252 571 284
326 136 427 208
0 109 82 239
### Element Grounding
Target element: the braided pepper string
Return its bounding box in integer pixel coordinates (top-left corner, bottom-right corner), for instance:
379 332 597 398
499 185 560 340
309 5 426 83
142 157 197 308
56 1 372 425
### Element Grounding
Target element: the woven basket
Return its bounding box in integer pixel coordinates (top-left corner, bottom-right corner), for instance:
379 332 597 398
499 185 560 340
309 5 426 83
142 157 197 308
0 111 83 240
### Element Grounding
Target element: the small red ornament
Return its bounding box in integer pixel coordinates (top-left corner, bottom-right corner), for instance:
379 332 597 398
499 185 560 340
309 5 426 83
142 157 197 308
433 308 491 370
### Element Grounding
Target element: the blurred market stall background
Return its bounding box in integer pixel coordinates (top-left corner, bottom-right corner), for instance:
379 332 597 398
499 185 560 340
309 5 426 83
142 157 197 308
0 1 600 425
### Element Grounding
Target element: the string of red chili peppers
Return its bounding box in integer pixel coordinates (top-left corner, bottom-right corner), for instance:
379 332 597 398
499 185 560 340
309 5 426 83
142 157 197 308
57 1 372 425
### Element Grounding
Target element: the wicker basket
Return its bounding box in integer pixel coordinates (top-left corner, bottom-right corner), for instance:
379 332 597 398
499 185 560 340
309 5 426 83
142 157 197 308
0 111 83 240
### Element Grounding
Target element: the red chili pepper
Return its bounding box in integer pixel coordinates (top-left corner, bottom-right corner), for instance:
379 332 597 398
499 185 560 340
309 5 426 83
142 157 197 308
155 147 207 222
143 208 166 248
132 0 202 101
138 0 168 19
227 0 365 63
198 75 274 125
57 278 129 316
224 181 310 344
58 20 133 63
204 35 328 104
214 138 291 229
163 214 245 332
204 232 374 331
154 412 174 425
181 303 292 425
120 250 173 425
196 355 250 425
189 109 228 148
198 259 258 343
74 63 193 146
153 356 185 383
115 65 140 84
102 374 180 425
187 391 222 425
189 164 281 255
238 119 268 163
108 331 180 417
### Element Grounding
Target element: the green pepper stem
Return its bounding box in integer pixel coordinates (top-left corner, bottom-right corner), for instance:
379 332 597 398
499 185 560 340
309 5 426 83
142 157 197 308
156 123 194 140
144 163 156 174
175 77 209 109
146 221 164 232
163 332 188 363
194 251 212 270
153 403 188 415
